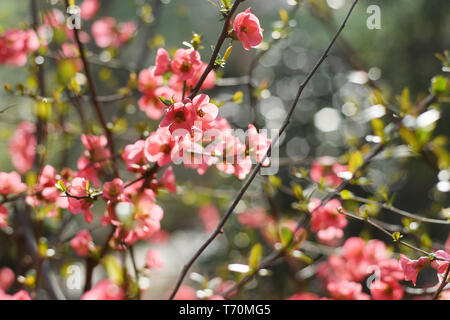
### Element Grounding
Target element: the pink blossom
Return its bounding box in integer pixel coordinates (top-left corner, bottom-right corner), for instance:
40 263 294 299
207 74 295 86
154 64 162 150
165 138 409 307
0 205 8 227
138 67 163 96
172 286 197 300
146 250 164 269
214 134 251 179
169 62 216 94
317 226 344 246
433 250 450 274
0 172 27 195
154 48 171 76
327 280 370 300
308 198 347 233
91 18 136 48
364 239 388 264
0 29 39 66
81 134 111 163
378 258 405 282
233 8 264 51
70 230 93 256
80 0 100 20
161 166 177 193
0 268 14 291
171 49 202 81
198 204 220 233
192 94 219 125
342 237 366 262
102 178 124 202
160 100 196 133
399 254 430 286
122 140 147 173
237 208 269 228
67 177 94 224
26 165 68 215
138 86 177 120
310 156 348 188
0 289 31 300
370 280 404 300
247 124 271 165
81 279 125 300
8 122 36 174
144 127 176 166
112 190 164 245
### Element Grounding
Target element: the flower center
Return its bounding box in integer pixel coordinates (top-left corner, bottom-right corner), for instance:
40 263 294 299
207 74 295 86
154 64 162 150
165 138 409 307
161 144 171 155
180 61 192 73
174 111 186 123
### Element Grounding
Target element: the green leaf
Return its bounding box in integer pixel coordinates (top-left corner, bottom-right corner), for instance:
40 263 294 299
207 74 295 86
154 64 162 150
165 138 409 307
292 183 303 200
268 175 282 189
392 232 403 242
36 100 52 120
400 88 412 114
340 190 354 200
431 75 448 95
348 151 363 174
291 250 313 264
232 91 243 104
103 255 124 285
371 118 385 142
248 243 263 270
111 118 128 134
55 180 67 192
159 96 174 107
280 227 294 248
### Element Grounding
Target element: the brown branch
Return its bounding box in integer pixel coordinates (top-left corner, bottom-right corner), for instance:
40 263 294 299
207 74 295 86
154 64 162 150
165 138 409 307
188 0 243 99
64 0 119 177
31 0 48 172
432 262 450 300
167 0 360 300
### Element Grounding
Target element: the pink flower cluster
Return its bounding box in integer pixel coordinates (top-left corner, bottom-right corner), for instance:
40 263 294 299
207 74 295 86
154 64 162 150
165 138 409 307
26 165 69 218
82 279 124 300
310 156 348 188
70 230 94 256
0 267 31 300
0 29 39 66
308 198 347 246
80 0 101 20
317 237 405 300
0 172 27 227
8 122 36 174
137 49 215 120
127 88 271 180
100 179 165 245
92 18 136 49
400 250 450 286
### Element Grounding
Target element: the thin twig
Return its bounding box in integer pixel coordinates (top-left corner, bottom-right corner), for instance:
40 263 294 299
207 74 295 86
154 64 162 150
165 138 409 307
64 0 119 177
432 263 450 300
188 0 243 99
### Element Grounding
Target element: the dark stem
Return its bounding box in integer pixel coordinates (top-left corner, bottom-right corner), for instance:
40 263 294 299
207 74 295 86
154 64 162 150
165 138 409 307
432 263 450 300
64 0 119 177
188 0 243 99
31 0 47 171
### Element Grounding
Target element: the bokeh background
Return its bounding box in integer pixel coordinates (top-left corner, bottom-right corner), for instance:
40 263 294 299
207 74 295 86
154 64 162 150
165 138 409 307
0 0 449 299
